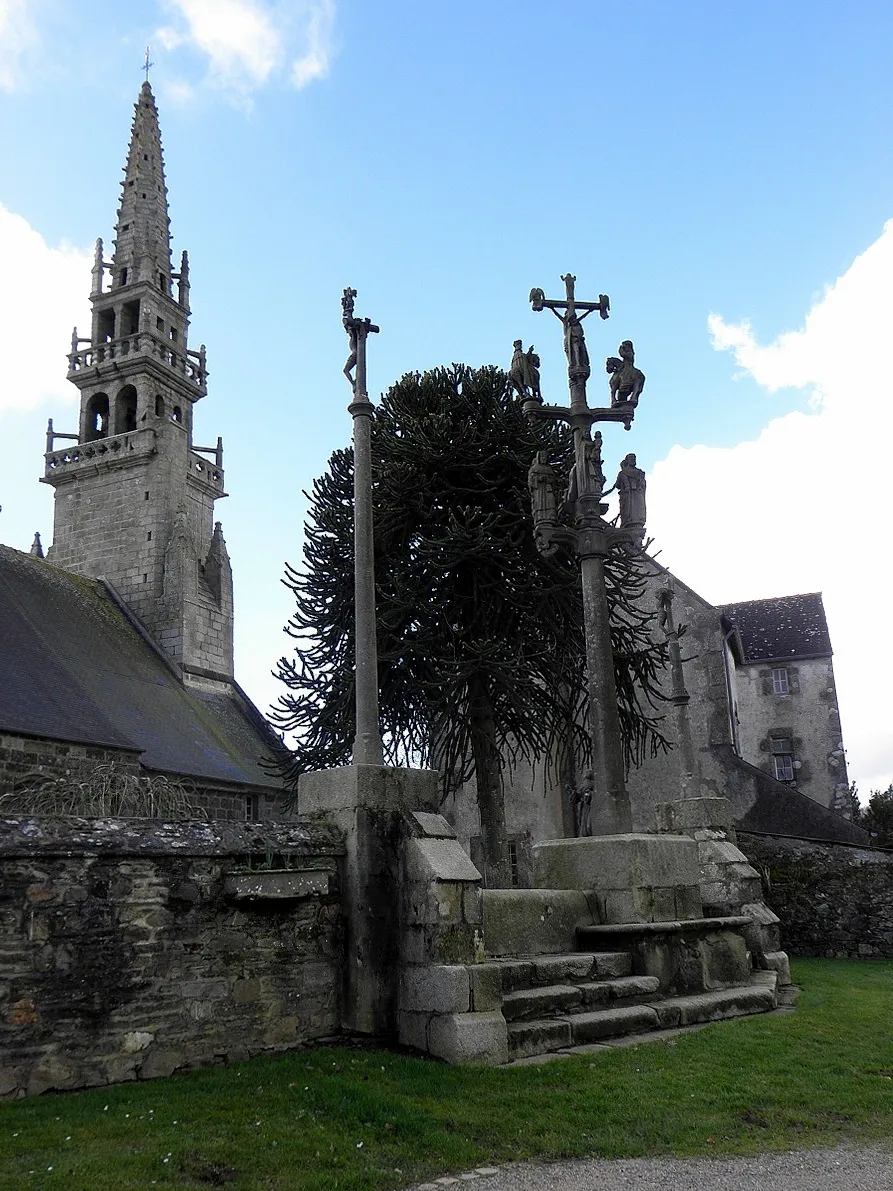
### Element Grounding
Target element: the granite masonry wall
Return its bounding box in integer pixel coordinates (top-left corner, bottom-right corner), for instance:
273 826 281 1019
740 832 893 959
0 732 278 823
0 817 344 1099
0 734 142 789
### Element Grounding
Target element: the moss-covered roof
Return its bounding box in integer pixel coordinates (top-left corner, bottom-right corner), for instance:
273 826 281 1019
721 593 832 664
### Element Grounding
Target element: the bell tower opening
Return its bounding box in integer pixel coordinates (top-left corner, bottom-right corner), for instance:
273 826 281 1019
114 385 138 434
84 393 110 442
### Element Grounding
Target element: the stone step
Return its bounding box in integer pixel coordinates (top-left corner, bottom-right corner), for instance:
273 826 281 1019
502 984 582 1021
505 979 777 1061
475 951 631 993
501 974 661 1022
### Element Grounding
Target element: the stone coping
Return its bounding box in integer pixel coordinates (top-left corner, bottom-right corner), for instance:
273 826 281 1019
0 816 345 857
577 915 753 937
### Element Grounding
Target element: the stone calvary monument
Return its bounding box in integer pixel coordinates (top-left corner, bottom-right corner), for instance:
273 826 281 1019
0 81 859 1102
292 274 792 1067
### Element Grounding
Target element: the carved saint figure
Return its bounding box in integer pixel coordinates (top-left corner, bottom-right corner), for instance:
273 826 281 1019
509 341 542 401
527 451 558 526
565 431 604 513
573 769 594 837
615 453 647 528
606 340 645 406
529 287 546 311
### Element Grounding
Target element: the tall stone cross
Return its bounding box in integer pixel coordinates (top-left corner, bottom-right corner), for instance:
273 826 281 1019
520 274 646 835
342 287 383 766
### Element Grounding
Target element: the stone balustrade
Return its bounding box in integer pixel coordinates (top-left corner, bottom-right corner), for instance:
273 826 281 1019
67 333 207 392
44 427 158 478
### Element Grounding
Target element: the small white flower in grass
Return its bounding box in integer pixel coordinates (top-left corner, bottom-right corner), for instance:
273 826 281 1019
356 1141 363 1148
103 1105 109 1111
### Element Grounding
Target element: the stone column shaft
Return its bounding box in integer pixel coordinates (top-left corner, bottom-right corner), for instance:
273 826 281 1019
349 331 383 767
579 548 632 833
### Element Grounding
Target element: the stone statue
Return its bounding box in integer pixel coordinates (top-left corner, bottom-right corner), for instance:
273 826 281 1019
565 431 604 512
342 288 359 390
573 769 593 837
606 340 645 406
563 312 590 379
509 341 542 401
529 287 546 312
614 453 647 528
527 451 558 526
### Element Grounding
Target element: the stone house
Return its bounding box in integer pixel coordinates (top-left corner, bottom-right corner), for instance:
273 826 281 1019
720 593 849 811
0 83 282 820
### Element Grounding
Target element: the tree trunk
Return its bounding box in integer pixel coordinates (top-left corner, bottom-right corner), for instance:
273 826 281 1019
468 674 512 888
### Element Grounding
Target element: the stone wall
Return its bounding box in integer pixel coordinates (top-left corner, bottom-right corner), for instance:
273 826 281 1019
0 734 142 790
740 832 893 959
0 816 344 1098
0 731 279 823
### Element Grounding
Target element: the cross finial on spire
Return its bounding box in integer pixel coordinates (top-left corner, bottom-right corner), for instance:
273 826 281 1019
143 45 153 83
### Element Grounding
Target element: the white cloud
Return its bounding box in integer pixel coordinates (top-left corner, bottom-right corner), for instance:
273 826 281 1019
648 221 893 795
157 0 335 97
291 0 335 88
0 205 91 412
0 0 37 91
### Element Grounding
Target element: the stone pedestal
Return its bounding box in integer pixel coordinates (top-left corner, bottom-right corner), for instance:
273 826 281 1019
656 795 790 983
298 765 439 1035
531 833 704 923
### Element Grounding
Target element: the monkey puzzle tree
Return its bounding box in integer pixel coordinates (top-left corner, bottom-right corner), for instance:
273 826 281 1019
272 364 668 885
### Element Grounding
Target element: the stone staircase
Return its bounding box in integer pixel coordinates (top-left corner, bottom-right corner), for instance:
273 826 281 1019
471 946 776 1062
397 816 788 1066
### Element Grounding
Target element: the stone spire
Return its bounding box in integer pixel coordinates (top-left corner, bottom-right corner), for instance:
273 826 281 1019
30 532 44 558
112 82 173 291
41 81 233 683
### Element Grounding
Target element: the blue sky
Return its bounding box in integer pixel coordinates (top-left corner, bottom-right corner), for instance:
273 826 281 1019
1 1 891 795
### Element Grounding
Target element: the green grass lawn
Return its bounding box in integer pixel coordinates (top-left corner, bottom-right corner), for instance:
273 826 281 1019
1 959 892 1191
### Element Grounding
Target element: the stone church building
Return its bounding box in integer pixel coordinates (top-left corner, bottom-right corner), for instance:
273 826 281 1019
0 83 860 850
0 84 282 819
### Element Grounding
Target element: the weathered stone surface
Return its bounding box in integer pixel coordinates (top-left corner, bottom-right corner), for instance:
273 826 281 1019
569 1005 659 1044
400 966 470 1015
405 838 481 884
0 818 343 1100
657 797 734 834
468 965 502 1012
507 1017 571 1060
428 1011 508 1064
762 951 791 984
740 834 893 960
533 834 700 893
652 983 775 1028
298 765 439 815
502 984 582 1022
482 890 593 956
410 812 456 839
223 869 330 900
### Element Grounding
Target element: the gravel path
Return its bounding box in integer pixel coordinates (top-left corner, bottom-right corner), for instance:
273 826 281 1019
411 1144 893 1191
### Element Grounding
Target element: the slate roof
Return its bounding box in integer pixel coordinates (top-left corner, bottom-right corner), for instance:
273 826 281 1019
720 592 832 664
0 545 281 789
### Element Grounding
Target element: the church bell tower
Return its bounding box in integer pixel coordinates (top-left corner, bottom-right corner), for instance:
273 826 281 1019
42 82 234 681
